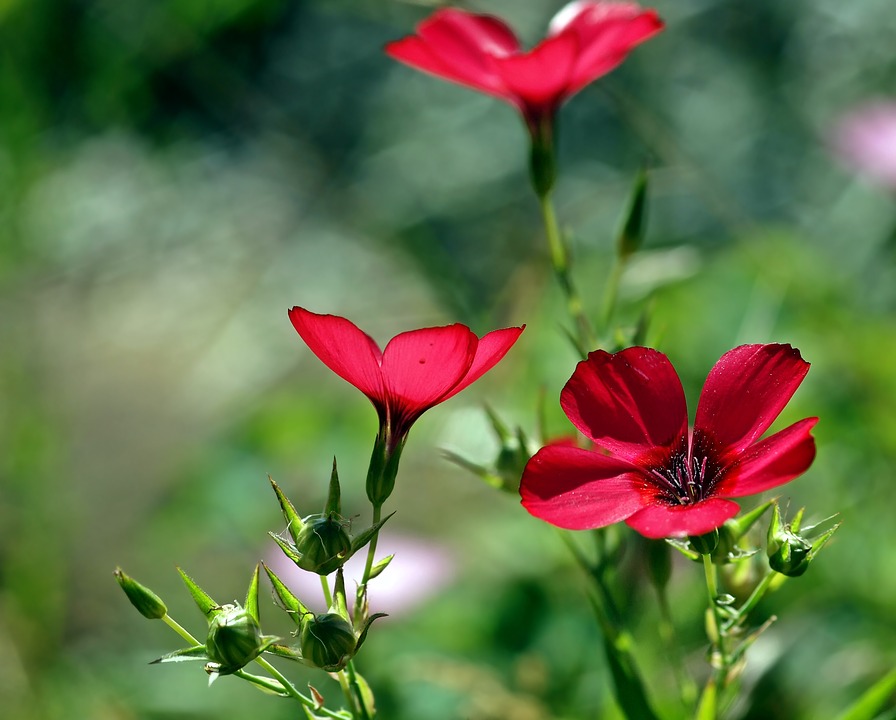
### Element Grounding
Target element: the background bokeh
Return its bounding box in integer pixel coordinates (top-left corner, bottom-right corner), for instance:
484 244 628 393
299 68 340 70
2 0 896 718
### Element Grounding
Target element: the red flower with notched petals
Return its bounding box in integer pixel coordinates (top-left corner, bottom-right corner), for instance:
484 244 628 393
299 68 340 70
289 307 524 449
385 1 664 137
520 345 817 539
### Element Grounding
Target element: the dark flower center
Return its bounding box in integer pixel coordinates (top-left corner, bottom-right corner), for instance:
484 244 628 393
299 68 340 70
646 447 725 506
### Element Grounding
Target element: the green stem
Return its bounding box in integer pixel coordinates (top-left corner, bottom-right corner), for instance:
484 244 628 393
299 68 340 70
162 614 201 645
656 586 698 708
701 554 727 720
320 574 333 608
359 504 383 598
538 192 594 354
727 571 776 632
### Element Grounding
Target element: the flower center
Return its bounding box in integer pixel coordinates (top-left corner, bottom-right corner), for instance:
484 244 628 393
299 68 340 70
647 450 723 506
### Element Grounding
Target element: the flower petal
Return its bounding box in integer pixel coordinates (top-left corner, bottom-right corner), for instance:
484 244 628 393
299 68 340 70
520 444 646 530
441 325 525 402
288 307 384 400
625 498 740 539
380 324 478 411
560 347 688 462
718 417 818 498
494 33 579 116
552 3 664 95
386 9 520 99
694 344 811 453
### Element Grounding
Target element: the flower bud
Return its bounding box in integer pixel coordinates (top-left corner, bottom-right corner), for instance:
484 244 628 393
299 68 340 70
766 503 840 578
205 604 267 674
300 612 357 672
114 568 167 619
293 513 352 575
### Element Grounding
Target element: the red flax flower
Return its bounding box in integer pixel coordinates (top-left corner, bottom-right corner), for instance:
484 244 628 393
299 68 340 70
520 345 818 539
385 2 663 140
289 307 524 450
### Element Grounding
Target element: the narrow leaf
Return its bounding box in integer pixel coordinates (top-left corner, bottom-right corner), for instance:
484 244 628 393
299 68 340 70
325 458 342 515
269 475 304 546
245 564 261 623
261 562 310 621
368 554 394 581
150 644 209 664
177 567 219 618
616 166 648 259
349 512 395 556
834 667 896 720
269 531 304 565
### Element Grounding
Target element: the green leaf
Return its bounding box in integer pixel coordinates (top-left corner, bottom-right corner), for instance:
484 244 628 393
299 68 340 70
177 567 219 618
368 554 394 581
261 562 310 622
245 564 261 623
835 667 896 720
269 531 304 565
150 644 209 664
269 475 304 546
616 166 648 259
349 512 395 556
324 458 341 515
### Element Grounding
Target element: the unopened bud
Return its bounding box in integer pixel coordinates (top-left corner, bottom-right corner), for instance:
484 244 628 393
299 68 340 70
767 503 840 578
114 568 167 619
206 604 267 674
300 612 357 672
293 513 352 575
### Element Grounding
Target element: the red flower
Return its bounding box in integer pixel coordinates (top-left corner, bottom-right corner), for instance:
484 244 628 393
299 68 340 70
520 345 818 539
288 307 524 448
385 1 664 137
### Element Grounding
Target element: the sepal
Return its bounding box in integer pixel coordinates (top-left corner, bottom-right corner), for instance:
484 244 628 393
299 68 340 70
767 502 841 577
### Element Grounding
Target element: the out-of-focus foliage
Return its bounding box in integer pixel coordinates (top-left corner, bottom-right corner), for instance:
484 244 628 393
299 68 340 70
1 1 895 718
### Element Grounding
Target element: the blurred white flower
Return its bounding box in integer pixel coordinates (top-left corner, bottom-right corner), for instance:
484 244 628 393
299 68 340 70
834 100 896 189
267 531 456 616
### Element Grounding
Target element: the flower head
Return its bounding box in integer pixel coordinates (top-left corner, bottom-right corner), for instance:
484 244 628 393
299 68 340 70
288 307 523 449
520 345 817 539
385 2 664 137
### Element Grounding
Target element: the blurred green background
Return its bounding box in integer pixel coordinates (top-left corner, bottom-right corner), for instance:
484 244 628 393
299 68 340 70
2 0 896 718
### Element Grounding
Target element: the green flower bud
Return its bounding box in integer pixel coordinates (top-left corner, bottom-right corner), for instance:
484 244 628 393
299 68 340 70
114 568 167 619
766 503 840 578
300 612 357 672
206 604 267 674
689 528 720 556
294 513 352 575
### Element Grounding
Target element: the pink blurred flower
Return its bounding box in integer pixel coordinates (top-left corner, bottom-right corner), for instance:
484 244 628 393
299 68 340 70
268 532 456 615
834 101 896 189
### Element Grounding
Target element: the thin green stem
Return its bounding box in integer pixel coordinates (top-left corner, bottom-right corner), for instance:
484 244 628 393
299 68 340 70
320 574 333 608
538 193 593 353
727 571 776 632
346 660 372 720
656 586 698 708
701 554 728 720
162 614 200 645
360 504 383 594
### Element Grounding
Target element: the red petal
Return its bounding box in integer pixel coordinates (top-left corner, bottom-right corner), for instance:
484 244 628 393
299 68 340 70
520 444 646 530
495 33 578 111
560 347 688 462
625 498 740 539
441 325 525 401
380 324 478 411
288 307 384 400
718 418 818 498
694 344 811 453
567 11 664 94
387 9 519 98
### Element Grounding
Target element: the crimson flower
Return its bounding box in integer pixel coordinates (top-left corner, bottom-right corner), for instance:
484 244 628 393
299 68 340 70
289 307 524 449
520 345 817 539
385 2 664 138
